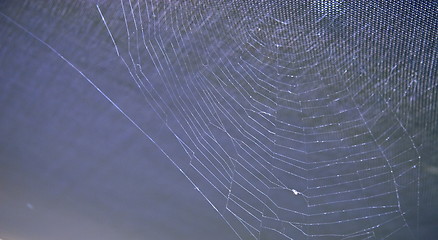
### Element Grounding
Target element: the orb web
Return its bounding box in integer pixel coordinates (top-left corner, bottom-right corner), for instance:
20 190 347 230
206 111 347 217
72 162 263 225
93 1 436 239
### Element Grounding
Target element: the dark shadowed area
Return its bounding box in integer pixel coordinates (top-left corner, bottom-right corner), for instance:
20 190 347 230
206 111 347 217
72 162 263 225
0 1 437 240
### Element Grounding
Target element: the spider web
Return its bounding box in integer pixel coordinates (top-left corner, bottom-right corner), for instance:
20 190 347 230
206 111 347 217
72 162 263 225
91 1 435 239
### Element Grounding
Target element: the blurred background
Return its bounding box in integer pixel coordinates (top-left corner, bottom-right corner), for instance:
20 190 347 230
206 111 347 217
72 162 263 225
0 1 436 240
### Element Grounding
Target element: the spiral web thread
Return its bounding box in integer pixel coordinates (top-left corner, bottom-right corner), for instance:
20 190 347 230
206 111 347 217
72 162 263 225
97 1 428 239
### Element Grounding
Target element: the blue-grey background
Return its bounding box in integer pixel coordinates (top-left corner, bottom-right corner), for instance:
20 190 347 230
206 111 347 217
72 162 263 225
0 1 437 240
0 1 239 240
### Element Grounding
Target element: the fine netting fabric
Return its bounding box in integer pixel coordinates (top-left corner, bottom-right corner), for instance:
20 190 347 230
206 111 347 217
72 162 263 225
93 1 436 239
